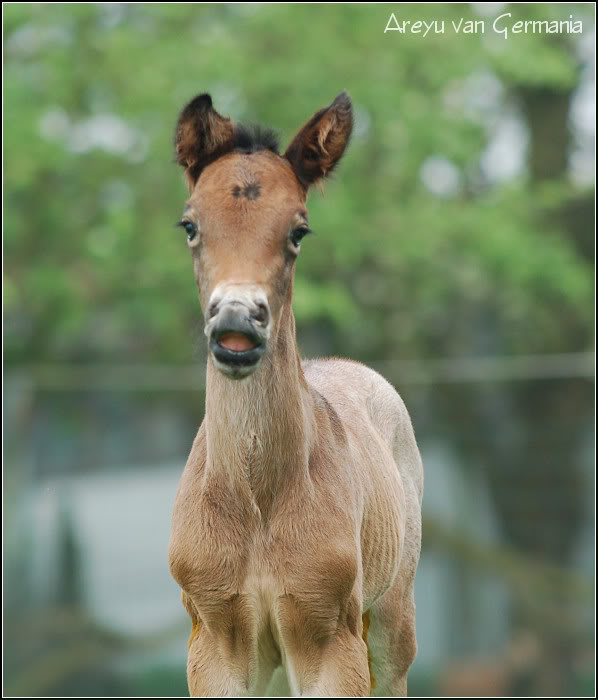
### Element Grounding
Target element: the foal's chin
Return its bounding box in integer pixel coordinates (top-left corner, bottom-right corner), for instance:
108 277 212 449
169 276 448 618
209 339 266 380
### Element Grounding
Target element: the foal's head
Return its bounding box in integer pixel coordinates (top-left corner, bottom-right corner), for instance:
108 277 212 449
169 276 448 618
174 92 353 379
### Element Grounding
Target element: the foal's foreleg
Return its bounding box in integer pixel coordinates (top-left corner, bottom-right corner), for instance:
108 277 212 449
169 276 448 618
186 619 250 697
301 627 371 697
368 583 417 697
277 589 371 697
280 622 370 696
183 591 271 697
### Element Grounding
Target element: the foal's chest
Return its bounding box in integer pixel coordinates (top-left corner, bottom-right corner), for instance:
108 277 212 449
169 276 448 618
170 483 359 647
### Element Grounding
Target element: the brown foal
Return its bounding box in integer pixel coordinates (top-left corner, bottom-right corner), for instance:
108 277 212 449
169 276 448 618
168 92 423 697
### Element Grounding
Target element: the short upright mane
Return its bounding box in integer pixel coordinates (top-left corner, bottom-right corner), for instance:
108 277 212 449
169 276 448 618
232 123 280 155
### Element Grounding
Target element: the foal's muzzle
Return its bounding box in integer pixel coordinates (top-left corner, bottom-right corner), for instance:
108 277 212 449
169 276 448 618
205 289 270 379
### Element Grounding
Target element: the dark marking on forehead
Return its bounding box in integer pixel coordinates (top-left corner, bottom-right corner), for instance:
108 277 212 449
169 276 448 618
244 182 261 200
232 182 261 200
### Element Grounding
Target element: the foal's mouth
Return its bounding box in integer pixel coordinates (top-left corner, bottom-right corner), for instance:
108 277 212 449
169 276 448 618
209 328 266 378
217 331 259 352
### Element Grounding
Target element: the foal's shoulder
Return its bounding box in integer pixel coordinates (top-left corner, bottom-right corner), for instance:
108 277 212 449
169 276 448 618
303 357 423 497
302 356 407 415
303 355 391 387
303 356 382 382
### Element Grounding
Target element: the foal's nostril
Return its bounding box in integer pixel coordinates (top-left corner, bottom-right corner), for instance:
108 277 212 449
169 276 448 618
252 302 269 326
208 301 219 319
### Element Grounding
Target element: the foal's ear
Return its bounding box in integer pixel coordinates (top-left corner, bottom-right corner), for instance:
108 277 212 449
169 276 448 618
284 91 353 189
174 93 234 189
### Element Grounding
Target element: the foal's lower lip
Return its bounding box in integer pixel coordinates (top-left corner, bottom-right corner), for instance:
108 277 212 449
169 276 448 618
209 333 266 376
217 331 258 352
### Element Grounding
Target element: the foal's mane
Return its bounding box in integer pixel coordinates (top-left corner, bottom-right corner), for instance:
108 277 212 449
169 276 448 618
231 123 280 155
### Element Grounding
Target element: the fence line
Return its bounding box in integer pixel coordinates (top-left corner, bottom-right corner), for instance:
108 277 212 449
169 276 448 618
5 352 594 391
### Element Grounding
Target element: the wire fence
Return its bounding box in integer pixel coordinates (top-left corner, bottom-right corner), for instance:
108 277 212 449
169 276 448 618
6 351 595 391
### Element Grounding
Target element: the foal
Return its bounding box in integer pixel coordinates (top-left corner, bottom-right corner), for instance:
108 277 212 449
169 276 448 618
168 92 423 697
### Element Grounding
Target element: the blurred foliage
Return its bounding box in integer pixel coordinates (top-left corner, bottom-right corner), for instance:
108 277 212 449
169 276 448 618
3 3 594 366
3 4 595 698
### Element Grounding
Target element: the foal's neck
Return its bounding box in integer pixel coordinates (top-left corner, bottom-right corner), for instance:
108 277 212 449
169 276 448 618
204 302 314 515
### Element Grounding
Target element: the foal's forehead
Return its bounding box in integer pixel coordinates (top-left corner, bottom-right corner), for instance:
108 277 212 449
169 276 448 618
193 151 305 215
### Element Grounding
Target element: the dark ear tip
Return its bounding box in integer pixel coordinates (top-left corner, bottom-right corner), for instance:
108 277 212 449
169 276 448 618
185 93 213 112
332 90 352 113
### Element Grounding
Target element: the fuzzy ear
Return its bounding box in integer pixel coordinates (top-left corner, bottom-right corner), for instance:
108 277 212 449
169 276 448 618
284 91 353 189
174 93 234 189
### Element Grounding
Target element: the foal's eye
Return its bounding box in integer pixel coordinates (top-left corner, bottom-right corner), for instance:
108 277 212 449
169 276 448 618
177 220 198 241
290 226 311 248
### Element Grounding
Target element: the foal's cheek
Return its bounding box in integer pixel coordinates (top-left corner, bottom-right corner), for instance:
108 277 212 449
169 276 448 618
276 257 295 305
265 263 290 321
192 255 208 307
